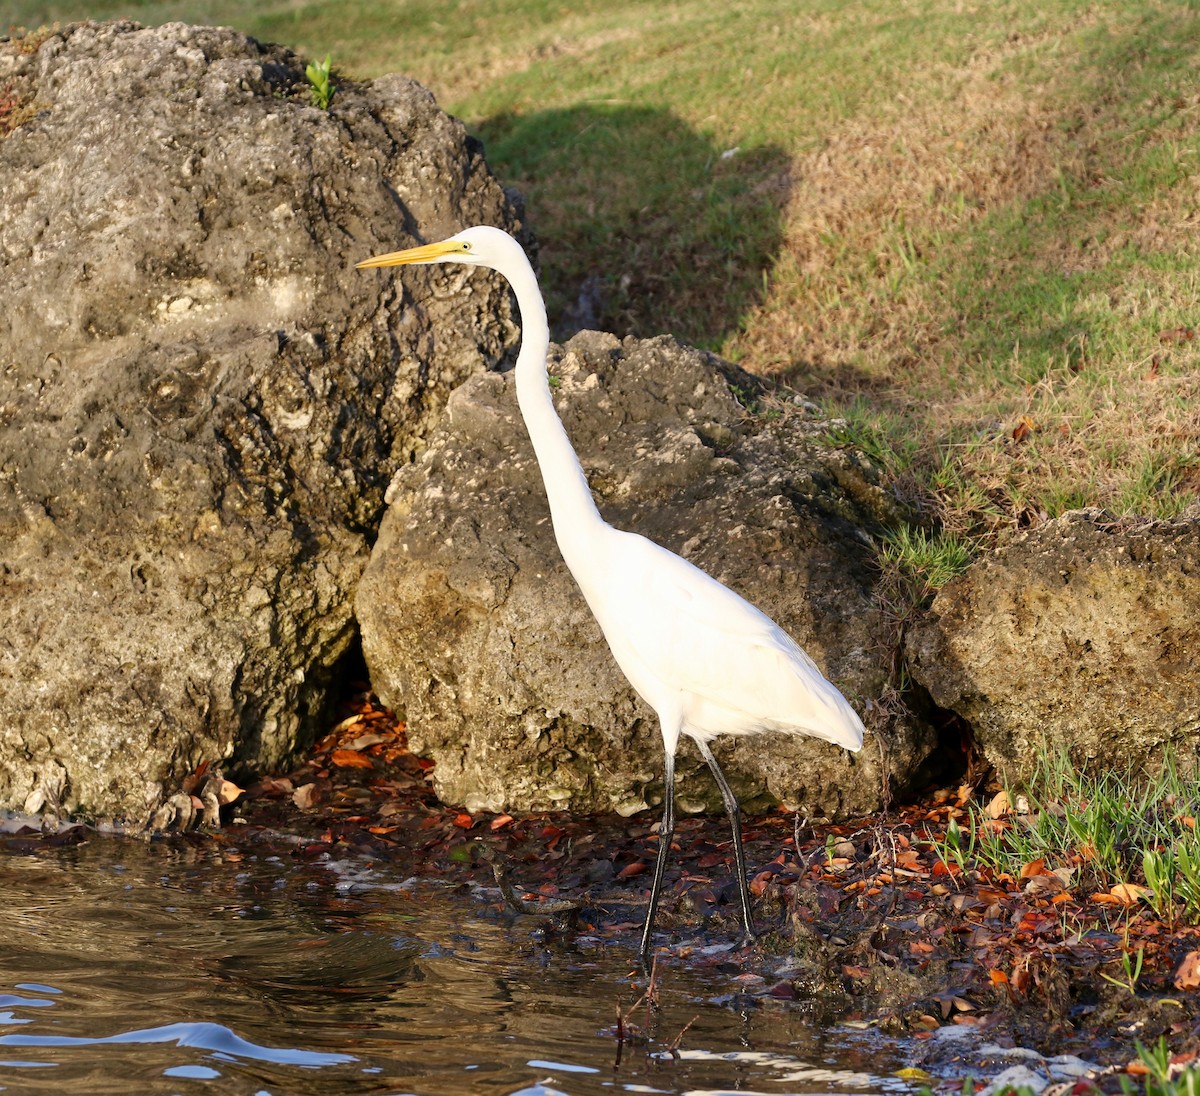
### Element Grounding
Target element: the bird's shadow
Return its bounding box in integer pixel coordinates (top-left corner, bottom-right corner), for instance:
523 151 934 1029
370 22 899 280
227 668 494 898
472 103 792 349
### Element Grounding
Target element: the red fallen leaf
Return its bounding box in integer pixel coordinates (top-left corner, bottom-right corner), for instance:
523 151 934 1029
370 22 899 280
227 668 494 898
452 813 475 829
842 965 870 978
330 749 373 769
617 861 647 879
749 871 773 897
416 758 436 771
368 825 400 835
489 814 515 831
988 968 1009 987
909 940 936 956
1012 415 1037 442
1174 950 1200 990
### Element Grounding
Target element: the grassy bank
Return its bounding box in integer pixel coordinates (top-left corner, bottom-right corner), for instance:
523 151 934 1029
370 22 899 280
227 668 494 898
9 1 1199 548
9 0 1195 794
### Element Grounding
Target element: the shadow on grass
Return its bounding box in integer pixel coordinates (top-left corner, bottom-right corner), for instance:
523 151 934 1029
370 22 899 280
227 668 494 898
473 103 791 350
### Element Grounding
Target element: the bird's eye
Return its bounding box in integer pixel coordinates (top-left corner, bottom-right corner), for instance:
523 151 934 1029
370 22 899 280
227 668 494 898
461 242 472 252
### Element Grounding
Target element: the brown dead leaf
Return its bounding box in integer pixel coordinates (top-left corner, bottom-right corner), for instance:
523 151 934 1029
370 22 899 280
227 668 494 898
1174 950 1200 991
1019 857 1047 879
216 779 244 806
1109 882 1151 905
330 749 374 769
345 732 387 752
489 814 515 831
984 790 1011 819
292 783 319 810
1011 415 1037 442
750 871 774 897
328 713 365 735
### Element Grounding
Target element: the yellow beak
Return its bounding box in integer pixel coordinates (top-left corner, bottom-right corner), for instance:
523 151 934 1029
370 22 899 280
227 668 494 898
356 239 464 269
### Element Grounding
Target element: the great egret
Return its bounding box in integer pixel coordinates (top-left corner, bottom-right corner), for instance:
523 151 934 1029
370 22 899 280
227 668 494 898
358 226 865 963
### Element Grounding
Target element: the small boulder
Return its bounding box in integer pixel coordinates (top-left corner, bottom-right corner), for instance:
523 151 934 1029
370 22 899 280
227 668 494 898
357 330 937 819
906 508 1200 781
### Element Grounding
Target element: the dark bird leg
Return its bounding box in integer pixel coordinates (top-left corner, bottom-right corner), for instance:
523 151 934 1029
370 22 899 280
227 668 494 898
695 739 756 947
639 749 676 967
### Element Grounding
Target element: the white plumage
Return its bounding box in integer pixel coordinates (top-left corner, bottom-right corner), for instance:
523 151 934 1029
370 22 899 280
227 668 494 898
359 226 865 963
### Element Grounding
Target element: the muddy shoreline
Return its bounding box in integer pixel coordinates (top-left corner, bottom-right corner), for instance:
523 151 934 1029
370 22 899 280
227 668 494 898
6 692 1196 1089
217 696 1200 1087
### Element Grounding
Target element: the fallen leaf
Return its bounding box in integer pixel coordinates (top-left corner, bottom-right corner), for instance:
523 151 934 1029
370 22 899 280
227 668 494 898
345 732 386 751
328 713 364 735
984 790 1011 819
489 814 515 831
216 779 244 806
452 812 475 829
292 783 319 810
617 861 646 879
1020 857 1047 879
1012 415 1037 442
749 871 773 897
1174 950 1200 991
330 749 373 769
1109 882 1151 905
988 968 1009 987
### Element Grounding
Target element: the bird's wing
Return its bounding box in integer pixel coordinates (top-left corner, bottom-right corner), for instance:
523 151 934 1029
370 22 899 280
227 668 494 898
596 533 863 748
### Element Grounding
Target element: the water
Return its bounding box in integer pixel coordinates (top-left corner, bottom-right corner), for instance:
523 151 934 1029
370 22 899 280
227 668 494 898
0 833 920 1095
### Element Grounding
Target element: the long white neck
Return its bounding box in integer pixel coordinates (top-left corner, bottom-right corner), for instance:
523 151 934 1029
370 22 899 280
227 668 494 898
502 255 607 570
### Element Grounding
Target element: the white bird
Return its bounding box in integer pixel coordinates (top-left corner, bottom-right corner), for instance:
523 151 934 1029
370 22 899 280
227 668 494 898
358 226 865 963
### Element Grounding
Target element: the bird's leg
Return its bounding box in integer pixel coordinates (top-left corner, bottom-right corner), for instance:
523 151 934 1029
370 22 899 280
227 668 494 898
639 749 676 968
695 739 756 947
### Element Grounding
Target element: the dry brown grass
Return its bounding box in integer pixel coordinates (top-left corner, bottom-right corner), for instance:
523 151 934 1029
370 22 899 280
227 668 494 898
719 9 1200 540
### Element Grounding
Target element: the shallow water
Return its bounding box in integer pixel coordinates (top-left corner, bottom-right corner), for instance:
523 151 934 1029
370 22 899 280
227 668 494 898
0 832 921 1095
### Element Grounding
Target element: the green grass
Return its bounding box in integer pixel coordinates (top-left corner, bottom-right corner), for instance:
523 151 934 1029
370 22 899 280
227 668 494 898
8 0 1199 551
932 745 1200 926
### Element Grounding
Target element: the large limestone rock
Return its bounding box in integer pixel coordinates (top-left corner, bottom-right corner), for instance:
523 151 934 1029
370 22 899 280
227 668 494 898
0 22 524 820
357 330 938 820
906 509 1200 782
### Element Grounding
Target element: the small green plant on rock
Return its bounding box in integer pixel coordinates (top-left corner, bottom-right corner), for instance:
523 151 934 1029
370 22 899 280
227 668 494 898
305 54 335 109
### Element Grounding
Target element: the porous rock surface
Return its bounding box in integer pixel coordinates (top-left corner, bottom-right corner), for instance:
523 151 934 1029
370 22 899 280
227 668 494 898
906 508 1200 781
0 21 524 820
357 330 938 820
